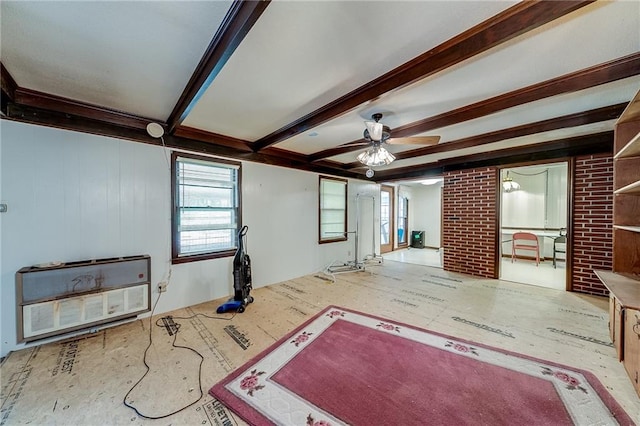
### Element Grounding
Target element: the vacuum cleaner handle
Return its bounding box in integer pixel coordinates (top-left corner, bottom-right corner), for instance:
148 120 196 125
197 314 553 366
239 225 248 237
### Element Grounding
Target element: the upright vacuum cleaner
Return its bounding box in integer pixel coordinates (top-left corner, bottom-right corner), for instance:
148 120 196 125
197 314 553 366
217 225 254 313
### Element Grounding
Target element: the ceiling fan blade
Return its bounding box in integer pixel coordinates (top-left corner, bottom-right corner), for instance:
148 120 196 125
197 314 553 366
342 141 371 148
365 121 384 141
386 136 441 145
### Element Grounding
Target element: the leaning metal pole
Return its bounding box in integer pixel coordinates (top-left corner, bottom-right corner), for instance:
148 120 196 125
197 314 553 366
357 193 383 264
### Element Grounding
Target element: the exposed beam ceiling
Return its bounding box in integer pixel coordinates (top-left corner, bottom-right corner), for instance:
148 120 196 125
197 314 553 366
167 0 270 133
251 1 594 152
1 0 637 182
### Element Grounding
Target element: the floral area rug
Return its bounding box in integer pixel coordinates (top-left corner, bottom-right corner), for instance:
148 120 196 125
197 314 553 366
209 306 634 425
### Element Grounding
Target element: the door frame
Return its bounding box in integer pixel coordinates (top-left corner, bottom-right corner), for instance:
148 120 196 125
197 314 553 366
380 185 394 253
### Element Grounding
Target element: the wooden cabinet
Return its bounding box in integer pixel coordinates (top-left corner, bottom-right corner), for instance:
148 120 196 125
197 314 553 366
610 294 624 360
594 90 640 397
595 270 640 396
624 308 640 389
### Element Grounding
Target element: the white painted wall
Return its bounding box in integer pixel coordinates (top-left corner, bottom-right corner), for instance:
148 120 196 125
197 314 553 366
0 121 377 357
545 166 568 229
501 164 568 229
409 183 443 249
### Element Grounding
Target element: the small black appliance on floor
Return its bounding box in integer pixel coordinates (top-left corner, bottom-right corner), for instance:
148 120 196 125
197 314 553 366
217 225 254 313
411 231 425 249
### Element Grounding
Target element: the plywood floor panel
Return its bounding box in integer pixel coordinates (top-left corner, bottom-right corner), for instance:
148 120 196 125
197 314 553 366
1 261 638 425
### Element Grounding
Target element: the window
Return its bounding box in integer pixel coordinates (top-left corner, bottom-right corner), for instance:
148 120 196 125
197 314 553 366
172 152 241 263
319 176 347 243
398 195 408 246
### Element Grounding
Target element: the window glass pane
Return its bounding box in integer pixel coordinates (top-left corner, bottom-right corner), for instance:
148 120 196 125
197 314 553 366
319 176 347 242
320 210 345 239
381 191 390 245
179 209 235 231
180 186 234 207
398 196 408 244
180 229 234 255
173 154 241 260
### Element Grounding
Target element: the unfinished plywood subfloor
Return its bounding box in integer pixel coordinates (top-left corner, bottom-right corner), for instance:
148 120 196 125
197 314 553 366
2 260 639 425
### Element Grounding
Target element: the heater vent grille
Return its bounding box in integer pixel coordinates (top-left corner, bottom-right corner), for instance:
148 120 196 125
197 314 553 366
16 255 150 342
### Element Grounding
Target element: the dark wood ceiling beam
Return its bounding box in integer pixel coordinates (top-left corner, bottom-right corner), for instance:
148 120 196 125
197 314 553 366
394 103 624 160
312 53 640 161
5 102 162 143
262 146 310 162
3 102 360 179
166 0 270 133
255 147 345 170
393 53 640 139
1 62 18 115
373 132 613 182
436 131 612 169
308 142 368 162
163 137 357 178
174 125 253 152
13 88 159 130
341 102 626 168
252 0 594 152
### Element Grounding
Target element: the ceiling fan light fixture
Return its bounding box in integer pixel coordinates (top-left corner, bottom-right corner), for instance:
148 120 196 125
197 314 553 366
357 145 395 167
502 171 520 192
365 120 383 142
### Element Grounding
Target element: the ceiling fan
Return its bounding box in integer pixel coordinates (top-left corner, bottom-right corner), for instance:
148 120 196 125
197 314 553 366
355 113 440 177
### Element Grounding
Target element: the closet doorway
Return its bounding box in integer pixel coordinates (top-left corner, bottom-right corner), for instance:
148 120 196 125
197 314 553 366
380 185 394 254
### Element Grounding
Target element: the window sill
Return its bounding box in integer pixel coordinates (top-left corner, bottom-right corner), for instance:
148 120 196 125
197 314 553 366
319 238 348 244
171 249 236 264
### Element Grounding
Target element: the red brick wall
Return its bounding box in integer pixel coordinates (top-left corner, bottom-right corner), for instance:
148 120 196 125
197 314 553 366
572 154 614 296
442 167 497 278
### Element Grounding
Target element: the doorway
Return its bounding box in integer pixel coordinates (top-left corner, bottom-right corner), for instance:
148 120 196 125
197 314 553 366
499 162 569 290
380 185 394 254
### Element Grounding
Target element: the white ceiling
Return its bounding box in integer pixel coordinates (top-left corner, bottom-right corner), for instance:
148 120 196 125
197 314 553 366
1 1 233 119
1 1 639 181
182 0 517 140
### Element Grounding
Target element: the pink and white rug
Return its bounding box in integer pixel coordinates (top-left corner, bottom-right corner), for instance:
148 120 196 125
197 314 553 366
209 306 634 425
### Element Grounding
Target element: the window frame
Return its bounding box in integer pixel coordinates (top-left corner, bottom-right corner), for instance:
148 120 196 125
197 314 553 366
171 152 242 264
318 175 348 244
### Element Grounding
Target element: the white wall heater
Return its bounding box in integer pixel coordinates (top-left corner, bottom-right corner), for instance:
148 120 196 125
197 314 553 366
16 255 151 342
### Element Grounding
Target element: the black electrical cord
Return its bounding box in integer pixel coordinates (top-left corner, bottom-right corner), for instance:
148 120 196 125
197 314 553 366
123 293 236 420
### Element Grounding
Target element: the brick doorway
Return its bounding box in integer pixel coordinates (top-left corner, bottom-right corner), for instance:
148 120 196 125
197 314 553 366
499 162 569 291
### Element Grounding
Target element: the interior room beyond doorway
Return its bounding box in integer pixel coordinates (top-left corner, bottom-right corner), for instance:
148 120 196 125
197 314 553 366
499 162 568 291
382 177 443 268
